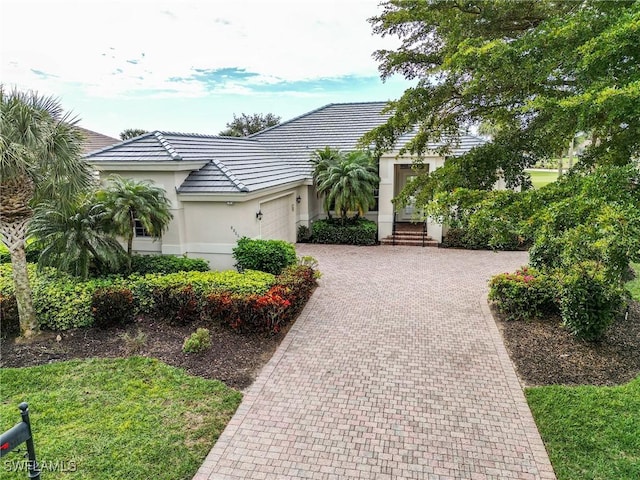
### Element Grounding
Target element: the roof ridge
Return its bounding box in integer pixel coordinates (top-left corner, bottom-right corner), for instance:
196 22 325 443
249 101 392 139
153 131 183 160
83 130 158 157
209 158 249 192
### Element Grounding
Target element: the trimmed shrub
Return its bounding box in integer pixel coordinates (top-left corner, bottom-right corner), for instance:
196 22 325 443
182 328 212 354
233 237 297 275
488 266 558 321
130 269 275 315
91 287 135 329
128 254 209 275
152 285 201 325
559 262 626 341
205 264 318 334
297 225 312 243
310 217 377 245
0 294 20 338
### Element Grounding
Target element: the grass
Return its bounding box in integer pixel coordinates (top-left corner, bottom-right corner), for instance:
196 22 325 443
526 376 640 480
0 357 242 480
525 267 640 479
627 263 640 301
527 169 560 189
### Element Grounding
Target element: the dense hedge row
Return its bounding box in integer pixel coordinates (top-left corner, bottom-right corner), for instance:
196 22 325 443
0 264 275 334
1 261 318 336
310 217 377 246
0 249 211 276
126 255 210 275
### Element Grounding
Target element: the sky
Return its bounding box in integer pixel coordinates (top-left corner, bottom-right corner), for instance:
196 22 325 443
1 0 414 139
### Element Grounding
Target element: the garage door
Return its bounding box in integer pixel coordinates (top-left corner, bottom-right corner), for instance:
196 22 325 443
260 195 293 242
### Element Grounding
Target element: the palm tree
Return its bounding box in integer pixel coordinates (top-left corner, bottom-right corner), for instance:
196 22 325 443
0 87 92 337
98 175 173 270
30 196 126 279
313 150 379 223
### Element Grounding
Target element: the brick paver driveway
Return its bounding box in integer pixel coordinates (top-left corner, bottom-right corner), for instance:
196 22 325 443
194 245 556 480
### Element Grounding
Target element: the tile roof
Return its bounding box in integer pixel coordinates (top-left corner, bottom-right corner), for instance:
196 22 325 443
76 126 119 155
85 102 487 194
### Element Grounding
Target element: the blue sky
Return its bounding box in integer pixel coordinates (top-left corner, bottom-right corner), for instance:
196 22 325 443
1 0 414 138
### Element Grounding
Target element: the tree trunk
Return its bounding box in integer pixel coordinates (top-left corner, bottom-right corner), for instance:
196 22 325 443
10 244 38 337
0 217 38 337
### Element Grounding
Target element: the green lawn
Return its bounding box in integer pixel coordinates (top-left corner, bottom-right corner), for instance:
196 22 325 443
525 268 640 479
627 263 640 301
527 169 560 189
527 376 640 480
0 357 242 480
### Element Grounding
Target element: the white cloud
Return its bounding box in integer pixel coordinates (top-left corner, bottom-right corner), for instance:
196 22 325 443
1 0 399 98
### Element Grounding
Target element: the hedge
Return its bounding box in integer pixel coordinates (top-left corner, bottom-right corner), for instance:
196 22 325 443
310 217 377 245
205 265 318 334
233 237 297 275
0 264 275 333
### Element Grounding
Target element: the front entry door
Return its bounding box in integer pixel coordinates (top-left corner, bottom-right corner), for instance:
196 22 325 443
396 165 426 222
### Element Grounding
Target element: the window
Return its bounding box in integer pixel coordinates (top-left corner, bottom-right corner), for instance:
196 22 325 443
134 219 152 238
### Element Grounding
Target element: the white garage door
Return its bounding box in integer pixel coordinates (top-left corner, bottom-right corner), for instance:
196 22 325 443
260 196 293 242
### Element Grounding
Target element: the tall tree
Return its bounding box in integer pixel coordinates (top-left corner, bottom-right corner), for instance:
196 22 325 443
0 86 92 337
120 128 148 140
30 196 126 280
219 113 281 137
312 149 379 222
362 0 640 194
98 175 172 270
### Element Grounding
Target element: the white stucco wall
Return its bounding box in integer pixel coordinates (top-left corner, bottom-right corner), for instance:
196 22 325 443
377 154 446 243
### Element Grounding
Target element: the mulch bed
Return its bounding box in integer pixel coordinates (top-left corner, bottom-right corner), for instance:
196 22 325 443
0 317 291 391
4 299 638 390
494 300 640 386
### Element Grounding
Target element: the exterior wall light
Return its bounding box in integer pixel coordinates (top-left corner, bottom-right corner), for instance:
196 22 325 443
256 210 263 221
296 195 302 204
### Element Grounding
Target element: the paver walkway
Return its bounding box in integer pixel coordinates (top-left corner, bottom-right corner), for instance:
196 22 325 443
194 245 556 479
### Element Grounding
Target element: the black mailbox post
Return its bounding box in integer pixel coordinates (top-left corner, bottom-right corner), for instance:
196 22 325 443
0 402 40 479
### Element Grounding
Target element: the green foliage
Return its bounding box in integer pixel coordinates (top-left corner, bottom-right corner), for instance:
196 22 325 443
429 189 529 250
0 263 274 331
91 287 135 329
182 328 212 354
526 376 640 480
0 357 242 480
528 166 640 283
488 267 558 321
205 264 318 334
130 269 275 316
0 294 19 338
559 262 626 341
152 285 201 326
119 128 147 140
627 264 640 302
233 237 297 275
312 148 379 220
364 1 640 193
0 242 42 264
30 195 126 279
128 254 209 275
311 217 378 245
219 112 280 136
97 175 173 266
297 224 312 243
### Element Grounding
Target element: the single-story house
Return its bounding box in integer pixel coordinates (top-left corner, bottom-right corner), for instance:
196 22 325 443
85 102 486 269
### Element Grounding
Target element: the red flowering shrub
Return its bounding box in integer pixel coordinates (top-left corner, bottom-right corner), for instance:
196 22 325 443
205 264 318 334
488 266 558 321
91 287 135 329
152 285 201 325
